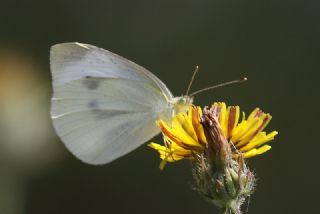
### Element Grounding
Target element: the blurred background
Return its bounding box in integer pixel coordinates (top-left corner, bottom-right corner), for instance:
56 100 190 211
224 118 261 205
0 0 319 213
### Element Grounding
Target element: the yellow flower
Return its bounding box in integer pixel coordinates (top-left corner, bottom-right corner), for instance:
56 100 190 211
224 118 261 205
149 102 278 169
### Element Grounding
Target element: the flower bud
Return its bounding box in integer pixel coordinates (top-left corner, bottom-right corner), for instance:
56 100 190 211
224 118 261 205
192 107 255 214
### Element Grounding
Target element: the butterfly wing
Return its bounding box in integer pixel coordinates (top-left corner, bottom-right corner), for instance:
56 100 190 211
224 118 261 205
50 43 173 164
51 43 173 99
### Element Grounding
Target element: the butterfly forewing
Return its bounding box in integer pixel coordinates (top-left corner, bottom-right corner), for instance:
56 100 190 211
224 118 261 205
50 43 174 164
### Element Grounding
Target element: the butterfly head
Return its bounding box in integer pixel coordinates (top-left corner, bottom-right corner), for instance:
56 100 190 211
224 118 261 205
171 96 194 115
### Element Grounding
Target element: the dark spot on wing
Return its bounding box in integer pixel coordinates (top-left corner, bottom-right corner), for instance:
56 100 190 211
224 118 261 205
91 109 128 120
82 76 101 90
87 100 125 120
88 100 98 108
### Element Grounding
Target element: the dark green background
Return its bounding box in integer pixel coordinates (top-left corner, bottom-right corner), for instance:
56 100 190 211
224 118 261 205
0 0 319 213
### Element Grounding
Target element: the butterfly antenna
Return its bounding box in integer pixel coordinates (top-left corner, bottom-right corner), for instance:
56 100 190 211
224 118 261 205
189 77 247 96
185 65 200 95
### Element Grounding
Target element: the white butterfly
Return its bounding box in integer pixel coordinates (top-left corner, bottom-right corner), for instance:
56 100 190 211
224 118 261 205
50 42 193 164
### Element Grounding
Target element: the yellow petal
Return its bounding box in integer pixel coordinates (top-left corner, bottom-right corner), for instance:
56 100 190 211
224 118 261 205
217 103 228 135
242 145 272 158
239 131 278 152
192 106 207 144
226 106 240 139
